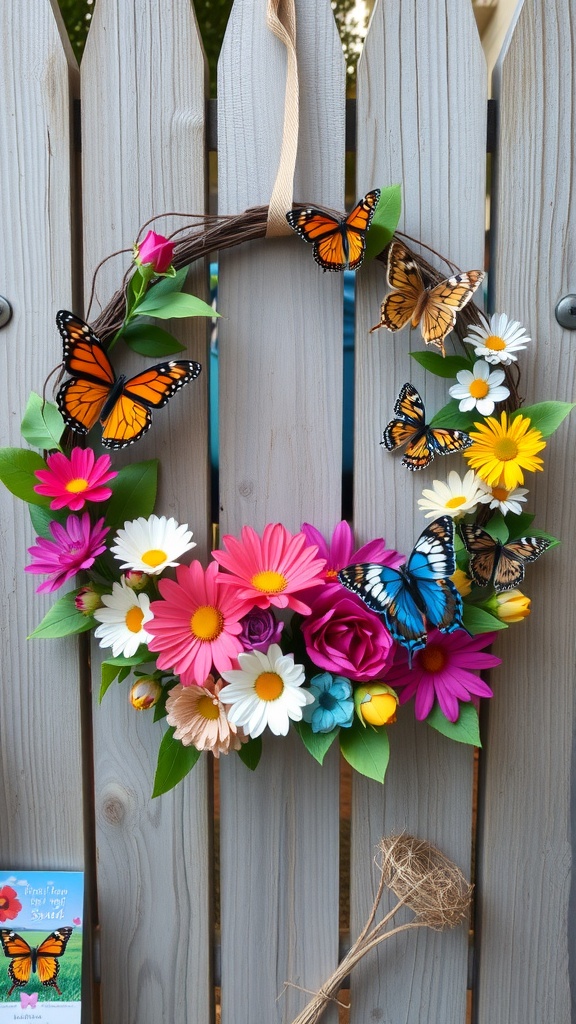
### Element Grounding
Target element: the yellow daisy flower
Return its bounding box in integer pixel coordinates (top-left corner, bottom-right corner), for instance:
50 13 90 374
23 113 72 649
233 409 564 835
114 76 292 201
464 411 546 490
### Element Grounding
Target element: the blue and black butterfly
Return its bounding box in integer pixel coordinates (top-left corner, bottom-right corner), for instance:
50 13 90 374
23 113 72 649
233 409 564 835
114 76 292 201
337 516 464 661
382 382 473 470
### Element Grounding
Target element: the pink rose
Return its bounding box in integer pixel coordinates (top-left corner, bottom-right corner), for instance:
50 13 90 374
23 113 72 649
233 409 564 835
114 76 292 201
301 585 394 682
137 230 174 274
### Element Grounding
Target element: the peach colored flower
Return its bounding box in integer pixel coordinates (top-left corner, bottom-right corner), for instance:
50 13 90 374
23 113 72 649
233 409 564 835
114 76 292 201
165 675 246 756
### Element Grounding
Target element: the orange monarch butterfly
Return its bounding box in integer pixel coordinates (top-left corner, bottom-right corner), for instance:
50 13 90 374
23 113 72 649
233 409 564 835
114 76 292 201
460 524 551 592
0 927 73 996
382 382 473 471
56 311 202 449
285 189 380 272
370 241 484 352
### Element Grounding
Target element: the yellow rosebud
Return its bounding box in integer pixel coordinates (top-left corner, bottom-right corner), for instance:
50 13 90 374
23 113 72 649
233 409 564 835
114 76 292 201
490 588 531 623
130 678 162 710
354 684 398 727
451 568 472 598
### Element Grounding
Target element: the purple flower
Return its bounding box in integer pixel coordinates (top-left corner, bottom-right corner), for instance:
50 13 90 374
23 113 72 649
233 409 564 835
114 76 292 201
238 608 283 652
301 588 395 683
25 513 109 594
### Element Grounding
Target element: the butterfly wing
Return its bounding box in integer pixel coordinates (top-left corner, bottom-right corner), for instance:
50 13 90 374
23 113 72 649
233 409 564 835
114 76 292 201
405 517 463 634
35 928 73 990
459 524 499 588
407 425 473 472
420 271 485 346
100 361 202 449
382 382 425 453
371 242 425 333
0 930 32 990
56 311 116 433
342 189 380 271
287 190 380 272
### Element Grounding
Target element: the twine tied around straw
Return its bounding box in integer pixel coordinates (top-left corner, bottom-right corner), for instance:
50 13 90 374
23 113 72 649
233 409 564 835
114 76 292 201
286 834 473 1024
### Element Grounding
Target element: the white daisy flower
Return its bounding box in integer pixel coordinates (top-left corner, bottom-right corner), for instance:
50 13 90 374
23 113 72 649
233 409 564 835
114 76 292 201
94 578 154 657
219 643 313 738
464 312 531 365
449 359 510 416
476 480 529 516
417 469 486 520
111 514 195 574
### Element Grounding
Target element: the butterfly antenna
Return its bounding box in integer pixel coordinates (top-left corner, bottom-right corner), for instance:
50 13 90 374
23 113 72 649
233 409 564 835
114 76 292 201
85 247 133 322
394 232 462 276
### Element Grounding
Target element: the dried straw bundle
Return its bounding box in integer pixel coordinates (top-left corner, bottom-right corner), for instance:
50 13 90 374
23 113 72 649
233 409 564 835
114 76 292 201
286 833 473 1024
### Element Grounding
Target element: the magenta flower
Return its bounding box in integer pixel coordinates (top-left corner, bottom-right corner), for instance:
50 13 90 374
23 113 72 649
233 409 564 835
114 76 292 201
147 560 245 686
25 513 109 594
301 588 395 682
384 629 501 722
213 523 326 616
34 447 117 511
301 520 404 583
238 608 283 652
136 230 174 274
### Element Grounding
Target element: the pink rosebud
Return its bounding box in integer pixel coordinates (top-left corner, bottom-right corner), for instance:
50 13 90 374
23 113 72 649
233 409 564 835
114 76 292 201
136 230 174 274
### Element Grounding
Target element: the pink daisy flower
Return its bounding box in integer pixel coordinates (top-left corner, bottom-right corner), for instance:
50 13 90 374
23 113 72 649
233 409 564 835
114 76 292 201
212 523 326 616
384 629 500 723
147 560 245 686
25 513 109 594
33 447 117 511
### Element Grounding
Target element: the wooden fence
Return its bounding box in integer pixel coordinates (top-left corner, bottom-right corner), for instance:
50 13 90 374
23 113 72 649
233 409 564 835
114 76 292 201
1 0 574 1021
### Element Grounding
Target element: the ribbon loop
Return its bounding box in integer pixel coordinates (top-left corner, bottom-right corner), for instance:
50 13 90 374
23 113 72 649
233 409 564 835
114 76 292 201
265 0 299 237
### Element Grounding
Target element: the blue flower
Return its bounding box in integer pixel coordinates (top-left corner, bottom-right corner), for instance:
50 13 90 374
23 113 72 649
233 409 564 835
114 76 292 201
303 672 354 733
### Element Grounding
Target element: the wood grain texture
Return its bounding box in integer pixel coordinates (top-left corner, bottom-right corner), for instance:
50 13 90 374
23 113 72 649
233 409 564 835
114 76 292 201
80 2 212 1021
0 0 83 868
217 1 345 1021
351 1 487 1020
476 1 575 1020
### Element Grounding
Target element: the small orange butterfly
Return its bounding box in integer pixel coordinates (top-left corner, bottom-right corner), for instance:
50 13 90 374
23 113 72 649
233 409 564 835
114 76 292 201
0 927 73 996
286 190 380 272
370 241 484 352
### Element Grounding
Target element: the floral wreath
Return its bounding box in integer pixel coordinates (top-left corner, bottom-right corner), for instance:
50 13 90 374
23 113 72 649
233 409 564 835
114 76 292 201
1 187 571 797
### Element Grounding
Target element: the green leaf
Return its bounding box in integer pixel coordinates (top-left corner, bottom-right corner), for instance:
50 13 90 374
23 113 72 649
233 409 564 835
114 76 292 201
100 661 125 702
104 459 158 530
152 727 201 797
135 291 217 320
237 737 263 771
121 322 186 356
20 393 65 451
502 511 535 536
512 401 574 438
142 266 188 301
426 702 481 746
339 718 390 782
296 721 339 765
410 352 472 378
0 448 50 505
483 512 509 543
29 503 69 539
462 603 507 634
429 400 478 431
28 591 96 639
363 184 402 263
102 647 153 667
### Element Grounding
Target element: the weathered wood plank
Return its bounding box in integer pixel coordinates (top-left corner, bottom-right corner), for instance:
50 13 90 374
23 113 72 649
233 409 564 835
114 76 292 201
476 1 575 1019
0 0 83 868
351 1 487 1020
217 1 345 1021
81 2 212 1021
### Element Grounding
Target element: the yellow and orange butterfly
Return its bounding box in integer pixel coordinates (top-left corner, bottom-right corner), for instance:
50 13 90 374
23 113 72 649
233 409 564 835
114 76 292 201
0 927 73 996
382 382 473 471
370 241 484 351
286 189 380 272
56 311 201 449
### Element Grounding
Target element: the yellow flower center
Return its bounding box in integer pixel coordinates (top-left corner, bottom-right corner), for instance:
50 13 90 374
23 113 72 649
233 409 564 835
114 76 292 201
325 568 338 579
484 334 506 351
469 379 490 399
197 694 221 721
66 477 89 493
141 548 168 568
254 671 284 701
445 495 467 509
125 607 145 633
251 570 287 594
0 898 7 910
491 485 509 501
190 605 224 641
419 644 447 673
493 437 519 462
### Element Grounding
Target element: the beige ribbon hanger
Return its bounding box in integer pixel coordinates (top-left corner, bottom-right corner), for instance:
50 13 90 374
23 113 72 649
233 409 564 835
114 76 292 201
265 0 300 237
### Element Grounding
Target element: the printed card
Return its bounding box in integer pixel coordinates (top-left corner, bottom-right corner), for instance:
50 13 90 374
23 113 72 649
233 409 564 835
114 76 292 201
0 870 83 1023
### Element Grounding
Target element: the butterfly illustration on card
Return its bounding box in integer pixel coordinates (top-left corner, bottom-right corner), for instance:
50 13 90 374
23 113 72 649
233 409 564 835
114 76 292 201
370 241 484 352
0 927 73 996
55 311 202 449
286 189 380 272
338 516 464 661
382 382 473 471
460 524 551 593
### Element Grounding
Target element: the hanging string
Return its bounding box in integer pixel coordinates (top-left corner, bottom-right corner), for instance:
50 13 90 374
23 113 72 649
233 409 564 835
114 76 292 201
265 0 300 237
